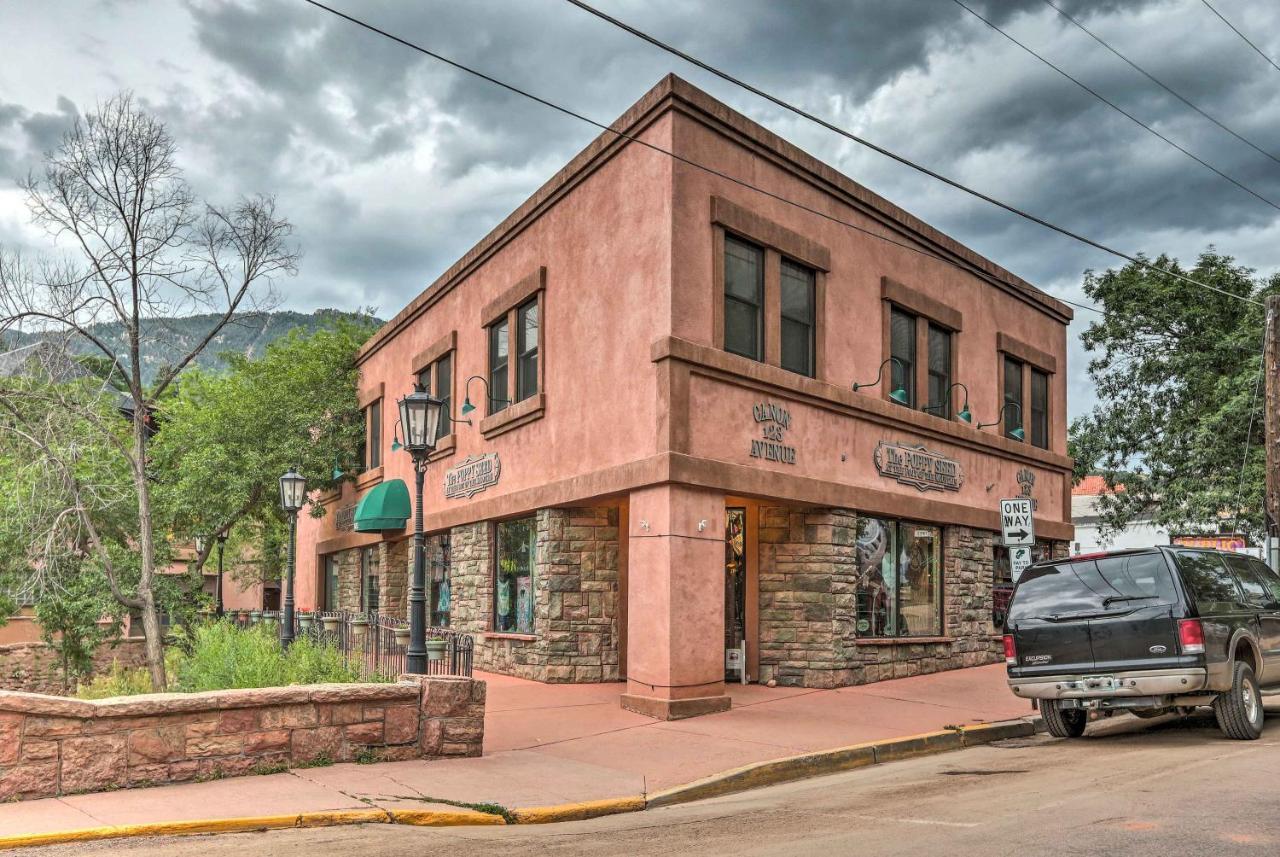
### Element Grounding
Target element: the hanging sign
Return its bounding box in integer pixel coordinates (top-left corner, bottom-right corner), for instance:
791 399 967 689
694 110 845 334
873 441 963 492
335 505 356 532
444 453 502 499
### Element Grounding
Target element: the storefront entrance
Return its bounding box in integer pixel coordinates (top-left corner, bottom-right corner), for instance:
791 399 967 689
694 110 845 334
725 507 747 681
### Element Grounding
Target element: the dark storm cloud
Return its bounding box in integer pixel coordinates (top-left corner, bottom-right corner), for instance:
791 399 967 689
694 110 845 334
2 0 1279 420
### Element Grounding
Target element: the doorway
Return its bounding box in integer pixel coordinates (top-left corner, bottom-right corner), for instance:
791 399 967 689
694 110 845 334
725 507 747 681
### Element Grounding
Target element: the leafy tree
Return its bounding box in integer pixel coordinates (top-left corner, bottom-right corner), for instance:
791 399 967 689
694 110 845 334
34 567 121 694
0 94 298 689
1069 249 1278 541
152 316 376 580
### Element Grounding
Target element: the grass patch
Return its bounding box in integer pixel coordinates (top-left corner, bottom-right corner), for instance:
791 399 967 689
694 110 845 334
391 794 515 824
252 761 290 776
354 748 380 765
294 753 334 769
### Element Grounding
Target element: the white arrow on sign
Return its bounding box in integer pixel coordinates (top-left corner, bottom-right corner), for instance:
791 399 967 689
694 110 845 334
1000 498 1035 547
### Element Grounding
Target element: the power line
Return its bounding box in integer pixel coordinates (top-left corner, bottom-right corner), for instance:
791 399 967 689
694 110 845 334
1042 0 1280 166
558 0 1262 307
950 0 1280 214
300 0 1264 324
1201 0 1280 74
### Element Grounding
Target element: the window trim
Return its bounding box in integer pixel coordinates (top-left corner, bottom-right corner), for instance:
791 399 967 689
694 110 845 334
480 267 547 435
713 214 827 377
878 279 961 414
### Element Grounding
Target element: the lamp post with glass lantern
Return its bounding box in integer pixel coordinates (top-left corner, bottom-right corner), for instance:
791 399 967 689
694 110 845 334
397 386 444 674
278 467 307 648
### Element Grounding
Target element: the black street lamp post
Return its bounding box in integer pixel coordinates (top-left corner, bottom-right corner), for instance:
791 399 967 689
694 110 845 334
397 386 444 674
215 533 227 618
278 467 307 648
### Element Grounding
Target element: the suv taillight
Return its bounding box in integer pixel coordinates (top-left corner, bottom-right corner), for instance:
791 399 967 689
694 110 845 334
1178 619 1205 655
1003 634 1017 666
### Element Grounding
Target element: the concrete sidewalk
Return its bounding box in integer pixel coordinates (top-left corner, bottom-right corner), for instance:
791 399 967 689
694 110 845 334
0 664 1028 836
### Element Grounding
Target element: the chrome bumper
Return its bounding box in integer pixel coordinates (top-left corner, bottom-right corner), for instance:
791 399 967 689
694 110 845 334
1009 668 1208 700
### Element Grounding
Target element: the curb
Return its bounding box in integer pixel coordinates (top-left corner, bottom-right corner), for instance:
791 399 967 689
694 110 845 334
0 716 1041 850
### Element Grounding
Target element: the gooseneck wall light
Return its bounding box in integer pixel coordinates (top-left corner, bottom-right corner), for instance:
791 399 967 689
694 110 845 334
396 385 444 675
459 375 510 417
922 382 973 423
851 357 910 405
978 402 1025 441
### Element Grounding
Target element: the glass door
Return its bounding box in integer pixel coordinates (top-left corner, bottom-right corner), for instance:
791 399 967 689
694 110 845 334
725 508 747 680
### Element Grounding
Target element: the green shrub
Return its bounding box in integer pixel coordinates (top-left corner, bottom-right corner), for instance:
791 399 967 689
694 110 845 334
76 661 154 699
171 621 376 692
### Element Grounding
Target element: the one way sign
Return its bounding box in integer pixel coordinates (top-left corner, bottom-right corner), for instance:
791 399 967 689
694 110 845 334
1000 498 1035 547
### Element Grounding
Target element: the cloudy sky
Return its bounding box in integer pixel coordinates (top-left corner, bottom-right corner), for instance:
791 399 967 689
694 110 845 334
2 0 1279 420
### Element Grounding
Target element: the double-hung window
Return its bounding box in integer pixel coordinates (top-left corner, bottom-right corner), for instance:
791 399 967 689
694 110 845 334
927 323 952 418
419 352 453 442
889 308 916 408
1003 357 1024 441
1029 368 1049 449
516 298 539 402
365 400 382 469
780 259 815 377
724 235 764 361
487 318 509 415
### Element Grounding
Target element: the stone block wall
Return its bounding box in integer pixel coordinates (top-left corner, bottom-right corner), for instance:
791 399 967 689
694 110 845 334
380 538 409 619
0 639 149 697
0 675 485 802
448 507 621 683
757 507 1001 688
335 547 362 612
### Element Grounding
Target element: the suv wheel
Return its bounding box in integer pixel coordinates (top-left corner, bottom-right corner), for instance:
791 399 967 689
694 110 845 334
1041 700 1087 738
1213 661 1265 740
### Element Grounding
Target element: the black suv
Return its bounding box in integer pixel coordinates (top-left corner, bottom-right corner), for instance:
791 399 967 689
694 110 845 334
1004 547 1280 740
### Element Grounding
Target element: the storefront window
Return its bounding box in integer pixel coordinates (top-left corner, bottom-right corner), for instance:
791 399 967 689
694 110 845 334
361 546 380 614
429 533 451 627
323 555 339 611
855 517 942 637
495 518 536 633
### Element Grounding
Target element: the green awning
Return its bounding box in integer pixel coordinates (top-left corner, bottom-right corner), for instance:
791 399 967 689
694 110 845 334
354 479 410 532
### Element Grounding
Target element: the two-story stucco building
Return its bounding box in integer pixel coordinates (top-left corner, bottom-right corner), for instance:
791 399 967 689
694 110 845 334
295 75 1073 719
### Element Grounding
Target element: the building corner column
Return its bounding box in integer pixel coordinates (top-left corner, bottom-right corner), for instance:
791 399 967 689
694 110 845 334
620 484 730 720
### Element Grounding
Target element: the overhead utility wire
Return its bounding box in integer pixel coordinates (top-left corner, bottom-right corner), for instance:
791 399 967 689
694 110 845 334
301 0 1263 327
950 0 1280 214
558 0 1261 307
1042 0 1280 166
1200 0 1280 75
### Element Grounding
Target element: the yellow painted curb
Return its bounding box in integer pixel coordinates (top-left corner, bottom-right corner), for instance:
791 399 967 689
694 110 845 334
958 719 1037 746
390 808 507 826
0 811 393 851
512 796 646 825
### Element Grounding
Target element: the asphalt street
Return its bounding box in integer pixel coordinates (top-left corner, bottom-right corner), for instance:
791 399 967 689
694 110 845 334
29 704 1280 857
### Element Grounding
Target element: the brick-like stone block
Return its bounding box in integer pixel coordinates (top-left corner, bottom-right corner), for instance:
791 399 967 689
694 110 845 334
321 702 366 726
261 704 318 729
24 716 82 738
0 762 58 801
0 714 21 766
61 734 126 794
216 709 258 734
344 721 383 745
186 733 243 758
291 726 342 762
20 739 58 763
243 729 290 754
128 726 185 764
384 705 419 745
421 678 474 716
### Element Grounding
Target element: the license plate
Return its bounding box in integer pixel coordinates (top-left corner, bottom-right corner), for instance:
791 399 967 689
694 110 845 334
1080 675 1116 691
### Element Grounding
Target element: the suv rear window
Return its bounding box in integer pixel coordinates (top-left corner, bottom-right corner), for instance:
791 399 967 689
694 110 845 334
1009 552 1178 621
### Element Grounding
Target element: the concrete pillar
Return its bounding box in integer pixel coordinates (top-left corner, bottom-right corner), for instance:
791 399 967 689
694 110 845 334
620 484 730 719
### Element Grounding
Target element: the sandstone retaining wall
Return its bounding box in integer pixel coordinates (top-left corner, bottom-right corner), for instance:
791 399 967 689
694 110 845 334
0 639 149 697
0 675 484 801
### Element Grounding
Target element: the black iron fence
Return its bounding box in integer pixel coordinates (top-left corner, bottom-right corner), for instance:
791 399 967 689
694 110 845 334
229 610 473 679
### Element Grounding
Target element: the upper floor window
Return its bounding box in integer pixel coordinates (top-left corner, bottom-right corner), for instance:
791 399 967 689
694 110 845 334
890 308 916 408
365 399 382 469
1030 368 1049 449
724 235 764 361
780 259 815 377
516 298 539 402
488 318 509 415
1003 356 1024 441
418 352 453 441
927 323 952 418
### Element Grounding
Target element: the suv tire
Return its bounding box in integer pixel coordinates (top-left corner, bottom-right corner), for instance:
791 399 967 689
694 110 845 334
1041 700 1087 738
1213 661 1264 740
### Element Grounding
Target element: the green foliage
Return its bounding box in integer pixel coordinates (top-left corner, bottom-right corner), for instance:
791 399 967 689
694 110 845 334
35 567 122 693
152 315 378 584
76 660 155 699
1069 249 1278 540
171 621 375 692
